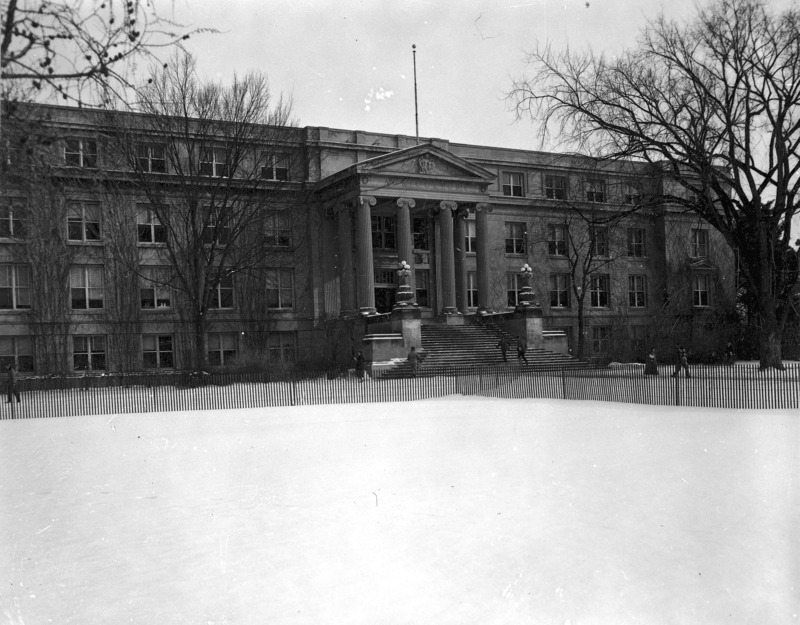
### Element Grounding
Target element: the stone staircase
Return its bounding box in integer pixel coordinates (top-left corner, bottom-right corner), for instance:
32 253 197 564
376 318 586 378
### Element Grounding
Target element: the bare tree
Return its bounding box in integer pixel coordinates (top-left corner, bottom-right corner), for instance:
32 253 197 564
510 0 800 369
533 206 632 359
1 0 203 105
105 52 299 371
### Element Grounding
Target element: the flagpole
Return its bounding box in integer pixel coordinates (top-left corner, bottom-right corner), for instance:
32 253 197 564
412 44 419 145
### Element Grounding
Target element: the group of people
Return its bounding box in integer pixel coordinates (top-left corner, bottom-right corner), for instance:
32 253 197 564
643 341 735 377
495 335 528 365
351 338 736 381
6 363 21 404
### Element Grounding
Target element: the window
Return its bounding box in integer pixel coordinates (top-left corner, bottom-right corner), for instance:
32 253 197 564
73 335 106 371
585 180 605 203
549 274 570 308
262 153 289 181
693 275 710 307
628 275 647 308
547 224 568 256
464 220 476 253
544 175 567 200
208 333 237 367
137 206 166 244
502 171 524 197
140 267 171 310
371 215 396 250
200 148 228 177
627 228 646 257
210 275 234 309
136 143 166 173
70 266 104 309
505 222 526 254
589 274 610 308
413 217 430 251
0 265 31 310
266 269 293 309
591 326 611 354
0 336 34 372
67 202 101 242
265 212 292 247
64 138 97 168
591 227 608 257
507 273 523 308
624 184 642 205
415 269 429 307
0 198 24 238
142 334 174 369
691 228 709 258
268 331 296 362
630 325 646 355
467 271 478 308
202 206 231 245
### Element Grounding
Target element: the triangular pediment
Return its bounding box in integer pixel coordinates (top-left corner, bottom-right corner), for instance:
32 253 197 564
356 143 495 181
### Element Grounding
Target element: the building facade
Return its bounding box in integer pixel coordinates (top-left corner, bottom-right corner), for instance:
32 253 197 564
0 104 736 374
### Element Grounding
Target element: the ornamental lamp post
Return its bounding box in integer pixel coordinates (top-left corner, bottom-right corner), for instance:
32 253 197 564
518 263 537 308
394 260 417 308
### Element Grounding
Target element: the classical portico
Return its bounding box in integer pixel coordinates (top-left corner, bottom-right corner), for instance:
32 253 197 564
317 143 497 321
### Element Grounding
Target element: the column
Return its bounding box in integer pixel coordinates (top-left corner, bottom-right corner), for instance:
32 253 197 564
475 203 493 313
453 207 468 313
396 197 416 293
438 200 458 315
336 205 356 314
355 195 377 314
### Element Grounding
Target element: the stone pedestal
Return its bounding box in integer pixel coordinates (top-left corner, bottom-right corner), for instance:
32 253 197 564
391 306 422 350
519 305 544 350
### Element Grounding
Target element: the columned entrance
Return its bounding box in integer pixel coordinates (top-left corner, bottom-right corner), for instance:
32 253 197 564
316 143 497 320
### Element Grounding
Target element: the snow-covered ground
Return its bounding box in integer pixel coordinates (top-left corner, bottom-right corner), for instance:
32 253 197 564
1 397 797 625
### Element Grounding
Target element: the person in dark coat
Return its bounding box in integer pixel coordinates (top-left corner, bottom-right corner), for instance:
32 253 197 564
644 348 659 375
724 342 736 366
6 363 21 403
407 346 421 377
672 345 690 378
496 336 510 362
353 351 365 382
516 336 528 365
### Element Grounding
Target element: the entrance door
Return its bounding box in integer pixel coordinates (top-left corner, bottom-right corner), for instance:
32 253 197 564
374 268 396 313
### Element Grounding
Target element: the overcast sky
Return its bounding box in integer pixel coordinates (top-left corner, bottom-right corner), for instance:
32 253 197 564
170 0 752 151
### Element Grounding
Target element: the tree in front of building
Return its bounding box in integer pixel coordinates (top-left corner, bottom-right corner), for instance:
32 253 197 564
510 0 800 370
106 52 298 371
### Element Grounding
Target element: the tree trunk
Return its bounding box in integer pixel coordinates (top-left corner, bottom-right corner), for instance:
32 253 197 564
193 313 209 373
758 314 784 371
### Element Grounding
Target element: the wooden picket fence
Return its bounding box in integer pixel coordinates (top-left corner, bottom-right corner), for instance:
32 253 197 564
2 363 799 420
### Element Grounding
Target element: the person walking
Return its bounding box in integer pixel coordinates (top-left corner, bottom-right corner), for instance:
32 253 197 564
516 336 528 365
724 342 736 366
671 345 690 378
6 363 21 404
407 346 421 377
644 348 659 375
353 351 365 382
496 336 510 363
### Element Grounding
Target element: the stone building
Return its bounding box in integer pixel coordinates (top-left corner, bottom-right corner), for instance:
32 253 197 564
0 104 736 374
